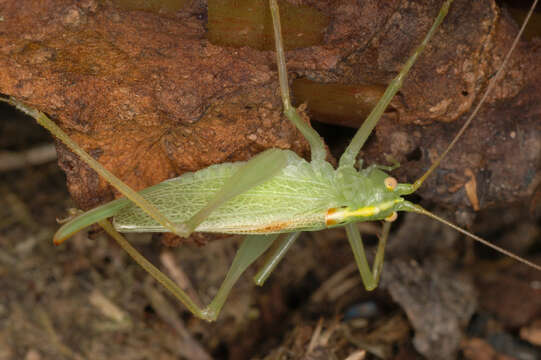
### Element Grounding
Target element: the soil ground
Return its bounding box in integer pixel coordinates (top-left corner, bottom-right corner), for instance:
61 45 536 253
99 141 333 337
1 88 540 360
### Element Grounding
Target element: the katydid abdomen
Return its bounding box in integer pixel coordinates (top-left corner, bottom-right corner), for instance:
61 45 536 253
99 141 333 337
114 150 337 234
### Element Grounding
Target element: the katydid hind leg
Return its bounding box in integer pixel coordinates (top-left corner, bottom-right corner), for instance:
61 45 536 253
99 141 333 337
0 96 189 238
203 234 278 321
253 232 301 286
100 219 278 321
98 219 208 319
3 97 288 240
345 222 391 291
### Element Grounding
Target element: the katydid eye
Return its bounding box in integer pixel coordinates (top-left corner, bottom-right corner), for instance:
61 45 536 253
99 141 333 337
384 177 397 190
385 212 398 222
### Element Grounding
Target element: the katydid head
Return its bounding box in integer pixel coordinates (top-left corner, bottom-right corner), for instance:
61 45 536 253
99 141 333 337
327 161 541 272
327 165 413 226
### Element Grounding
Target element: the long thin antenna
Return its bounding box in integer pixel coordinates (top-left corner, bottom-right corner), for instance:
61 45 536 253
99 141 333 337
402 201 541 271
412 0 539 190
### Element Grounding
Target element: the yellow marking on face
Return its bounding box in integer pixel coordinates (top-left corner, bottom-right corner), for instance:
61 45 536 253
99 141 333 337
349 206 379 217
325 205 379 225
325 199 403 226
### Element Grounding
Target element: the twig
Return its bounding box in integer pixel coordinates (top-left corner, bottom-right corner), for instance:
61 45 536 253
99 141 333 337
88 290 132 330
0 144 56 172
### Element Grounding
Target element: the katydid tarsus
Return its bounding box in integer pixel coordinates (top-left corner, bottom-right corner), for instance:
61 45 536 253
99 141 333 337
2 0 540 322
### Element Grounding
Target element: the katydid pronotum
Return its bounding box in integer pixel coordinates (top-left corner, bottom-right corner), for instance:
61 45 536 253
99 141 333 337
2 0 540 322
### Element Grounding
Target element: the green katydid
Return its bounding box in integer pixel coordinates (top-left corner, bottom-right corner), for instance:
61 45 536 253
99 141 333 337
2 0 540 322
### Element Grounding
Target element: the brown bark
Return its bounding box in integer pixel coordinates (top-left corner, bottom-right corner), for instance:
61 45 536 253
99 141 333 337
0 0 539 220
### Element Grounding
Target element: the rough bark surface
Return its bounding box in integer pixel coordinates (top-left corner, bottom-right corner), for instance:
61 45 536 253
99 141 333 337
0 0 312 212
0 0 539 219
